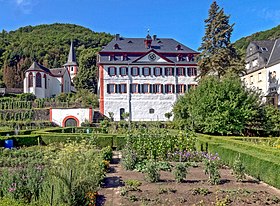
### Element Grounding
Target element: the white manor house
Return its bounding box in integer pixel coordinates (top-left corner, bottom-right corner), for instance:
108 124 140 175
98 34 199 121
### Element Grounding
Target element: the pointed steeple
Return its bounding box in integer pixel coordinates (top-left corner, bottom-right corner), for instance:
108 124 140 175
64 40 78 66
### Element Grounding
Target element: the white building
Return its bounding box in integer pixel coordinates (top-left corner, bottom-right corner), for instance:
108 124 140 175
23 41 78 98
50 108 93 127
98 34 199 121
242 39 280 107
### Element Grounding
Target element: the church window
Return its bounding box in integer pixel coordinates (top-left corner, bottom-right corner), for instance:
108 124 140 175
28 72 33 87
43 74 47 89
36 73 42 87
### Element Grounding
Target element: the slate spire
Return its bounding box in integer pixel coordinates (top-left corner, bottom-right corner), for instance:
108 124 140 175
64 40 78 66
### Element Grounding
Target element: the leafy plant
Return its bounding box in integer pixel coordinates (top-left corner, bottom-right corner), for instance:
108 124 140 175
191 188 210 196
232 154 246 182
203 153 221 185
144 160 160 183
121 148 137 170
173 162 189 183
124 180 142 191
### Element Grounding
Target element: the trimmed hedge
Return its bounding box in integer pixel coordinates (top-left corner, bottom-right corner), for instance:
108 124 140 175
0 134 41 147
196 134 280 189
0 132 126 149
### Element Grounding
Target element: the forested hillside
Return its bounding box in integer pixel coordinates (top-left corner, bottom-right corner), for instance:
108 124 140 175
0 23 113 88
234 24 280 56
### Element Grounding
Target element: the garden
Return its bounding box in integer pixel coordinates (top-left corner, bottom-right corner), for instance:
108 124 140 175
0 138 113 206
1 126 280 205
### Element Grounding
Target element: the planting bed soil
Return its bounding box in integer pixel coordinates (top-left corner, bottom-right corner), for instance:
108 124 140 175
98 152 280 206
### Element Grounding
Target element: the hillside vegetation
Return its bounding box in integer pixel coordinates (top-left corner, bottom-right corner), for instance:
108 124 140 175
0 23 113 88
234 24 280 56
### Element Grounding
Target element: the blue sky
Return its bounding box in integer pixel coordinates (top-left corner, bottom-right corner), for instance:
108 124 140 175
1 0 280 50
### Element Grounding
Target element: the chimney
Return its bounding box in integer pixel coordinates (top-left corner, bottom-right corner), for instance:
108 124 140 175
115 34 120 41
144 34 152 49
153 35 157 41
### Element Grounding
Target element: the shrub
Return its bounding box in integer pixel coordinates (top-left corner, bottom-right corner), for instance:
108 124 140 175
232 154 246 182
173 162 189 183
121 148 137 170
203 153 221 185
144 160 160 183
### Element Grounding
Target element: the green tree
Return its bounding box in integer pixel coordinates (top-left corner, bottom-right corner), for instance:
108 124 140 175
261 105 280 135
74 48 98 93
173 74 261 135
198 1 242 78
0 23 113 88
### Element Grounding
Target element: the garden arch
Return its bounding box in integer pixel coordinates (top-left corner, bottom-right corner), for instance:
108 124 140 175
62 115 80 127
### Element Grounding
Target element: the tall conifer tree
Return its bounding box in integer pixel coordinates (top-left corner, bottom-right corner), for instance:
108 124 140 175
198 1 242 78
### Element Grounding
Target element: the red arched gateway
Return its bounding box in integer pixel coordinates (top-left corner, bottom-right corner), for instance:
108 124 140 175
62 116 80 127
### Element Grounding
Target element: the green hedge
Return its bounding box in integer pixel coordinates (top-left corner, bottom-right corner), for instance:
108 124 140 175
196 134 280 189
0 134 41 147
113 135 126 150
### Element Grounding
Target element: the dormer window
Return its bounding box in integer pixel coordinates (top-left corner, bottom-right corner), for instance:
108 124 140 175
113 43 120 50
261 47 268 51
187 54 194 62
109 55 114 61
177 54 183 62
128 40 133 43
176 44 182 50
121 54 127 61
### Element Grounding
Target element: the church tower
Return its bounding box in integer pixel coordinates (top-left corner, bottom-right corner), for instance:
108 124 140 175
64 40 78 81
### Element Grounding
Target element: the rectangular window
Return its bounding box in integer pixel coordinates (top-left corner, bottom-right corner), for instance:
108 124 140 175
154 67 162 76
176 67 185 76
107 84 115 94
131 67 139 76
108 67 116 76
165 84 174 93
142 84 149 93
153 84 162 93
165 67 174 76
130 84 138 94
176 84 186 93
120 67 128 76
187 67 197 77
143 67 150 76
120 84 127 93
